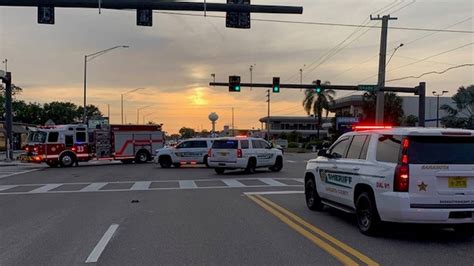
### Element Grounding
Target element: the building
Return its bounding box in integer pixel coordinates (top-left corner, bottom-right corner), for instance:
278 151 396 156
0 122 33 151
259 116 331 139
330 95 454 127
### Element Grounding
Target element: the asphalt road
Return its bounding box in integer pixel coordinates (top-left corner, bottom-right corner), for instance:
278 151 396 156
0 153 472 265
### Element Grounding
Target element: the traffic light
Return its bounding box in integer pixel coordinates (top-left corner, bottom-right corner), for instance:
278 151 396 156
137 9 153 26
229 75 241 92
38 6 55 24
315 79 323 94
226 0 251 29
272 77 280 93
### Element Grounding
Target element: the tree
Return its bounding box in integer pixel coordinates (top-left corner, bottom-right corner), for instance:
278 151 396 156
179 127 195 139
43 102 80 124
0 83 23 97
440 85 474 129
302 80 335 138
401 115 418 127
77 105 103 122
12 101 44 125
362 92 404 125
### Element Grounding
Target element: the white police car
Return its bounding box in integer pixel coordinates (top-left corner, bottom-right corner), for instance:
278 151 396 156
304 126 474 235
208 137 283 174
155 138 213 168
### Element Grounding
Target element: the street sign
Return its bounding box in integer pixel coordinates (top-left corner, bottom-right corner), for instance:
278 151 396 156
137 9 153 26
358 84 378 92
38 6 55 24
226 0 251 29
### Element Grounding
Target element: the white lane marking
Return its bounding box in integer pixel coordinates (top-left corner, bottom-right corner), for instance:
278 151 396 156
222 179 245 187
258 178 286 186
286 160 297 163
244 191 304 195
179 180 197 189
29 183 63 193
85 224 119 263
293 178 304 183
0 185 17 191
80 182 108 192
130 181 151 191
0 168 42 180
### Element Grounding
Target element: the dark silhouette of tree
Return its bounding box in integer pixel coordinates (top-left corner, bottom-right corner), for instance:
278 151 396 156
302 80 335 138
362 92 404 125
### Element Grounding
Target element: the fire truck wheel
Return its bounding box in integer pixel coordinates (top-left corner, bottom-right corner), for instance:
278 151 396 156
135 150 150 164
59 152 76 168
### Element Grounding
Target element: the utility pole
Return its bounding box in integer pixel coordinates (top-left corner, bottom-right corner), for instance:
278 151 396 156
1 72 13 160
231 107 235 137
266 89 270 140
250 64 255 91
433 90 448 127
371 14 397 125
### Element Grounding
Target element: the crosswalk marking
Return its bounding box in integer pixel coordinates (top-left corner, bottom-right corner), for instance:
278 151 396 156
258 178 286 186
81 182 108 192
222 179 245 187
0 185 17 191
179 180 197 189
29 183 63 193
0 167 42 180
0 178 303 195
130 181 152 191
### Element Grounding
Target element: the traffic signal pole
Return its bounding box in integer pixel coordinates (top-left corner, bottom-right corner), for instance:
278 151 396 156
0 1 303 14
211 81 427 127
0 71 13 161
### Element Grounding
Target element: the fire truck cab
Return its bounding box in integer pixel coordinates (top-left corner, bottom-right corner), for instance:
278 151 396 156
23 124 164 167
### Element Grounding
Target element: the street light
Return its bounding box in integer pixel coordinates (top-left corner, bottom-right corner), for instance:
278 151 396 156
433 90 449 128
386 43 404 67
83 45 129 123
249 64 256 90
137 104 153 124
121 88 144 124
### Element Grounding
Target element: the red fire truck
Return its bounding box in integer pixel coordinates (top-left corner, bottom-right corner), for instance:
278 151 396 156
22 123 164 167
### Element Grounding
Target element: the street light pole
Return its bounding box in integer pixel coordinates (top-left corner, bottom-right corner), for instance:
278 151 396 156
83 45 129 124
121 88 144 124
250 64 256 91
137 105 153 124
432 90 448 127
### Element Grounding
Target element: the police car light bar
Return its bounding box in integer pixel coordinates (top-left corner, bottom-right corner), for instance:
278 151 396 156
353 125 393 131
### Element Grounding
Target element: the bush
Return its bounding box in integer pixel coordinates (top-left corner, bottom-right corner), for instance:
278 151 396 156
287 142 299 148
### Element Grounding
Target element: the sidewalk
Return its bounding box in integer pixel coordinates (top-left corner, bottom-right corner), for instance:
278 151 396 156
0 151 29 167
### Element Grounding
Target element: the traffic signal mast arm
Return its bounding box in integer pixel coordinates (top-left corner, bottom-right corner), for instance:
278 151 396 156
0 1 303 14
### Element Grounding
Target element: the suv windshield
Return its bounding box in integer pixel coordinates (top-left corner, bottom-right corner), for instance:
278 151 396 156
27 131 47 143
408 136 474 164
212 140 238 149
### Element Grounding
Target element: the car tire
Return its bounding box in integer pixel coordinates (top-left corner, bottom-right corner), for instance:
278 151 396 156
215 168 225 174
305 177 324 211
269 156 283 172
356 192 382 236
59 153 76 168
159 156 172 168
245 158 257 174
135 150 149 164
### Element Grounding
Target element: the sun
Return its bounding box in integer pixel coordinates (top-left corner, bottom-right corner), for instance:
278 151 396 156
188 88 209 106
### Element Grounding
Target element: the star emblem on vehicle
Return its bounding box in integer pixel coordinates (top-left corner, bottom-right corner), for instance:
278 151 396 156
418 182 428 192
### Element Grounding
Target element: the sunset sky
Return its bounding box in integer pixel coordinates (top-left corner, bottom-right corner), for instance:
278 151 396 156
0 0 473 134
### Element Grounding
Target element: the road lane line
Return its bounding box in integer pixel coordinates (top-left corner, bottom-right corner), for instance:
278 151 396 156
29 183 63 193
0 185 17 191
286 160 297 163
80 182 108 192
293 178 304 183
256 195 379 266
247 195 358 266
0 168 41 180
222 179 245 187
85 224 119 263
179 180 197 189
244 191 303 195
130 181 151 191
258 178 286 186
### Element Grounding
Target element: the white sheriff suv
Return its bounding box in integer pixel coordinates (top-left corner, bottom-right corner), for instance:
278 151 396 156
155 138 213 168
208 137 284 174
304 126 474 235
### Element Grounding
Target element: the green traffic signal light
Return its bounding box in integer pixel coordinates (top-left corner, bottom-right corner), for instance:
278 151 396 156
315 87 322 94
273 86 280 93
235 85 241 92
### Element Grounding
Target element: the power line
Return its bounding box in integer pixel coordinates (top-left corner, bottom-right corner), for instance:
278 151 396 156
152 11 474 33
386 64 474 82
390 0 416 15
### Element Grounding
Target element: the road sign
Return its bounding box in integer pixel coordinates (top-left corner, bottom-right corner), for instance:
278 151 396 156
358 84 378 92
226 0 251 29
38 6 55 24
137 9 153 26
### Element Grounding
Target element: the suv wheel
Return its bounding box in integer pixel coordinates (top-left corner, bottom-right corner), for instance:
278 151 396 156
356 192 382 236
269 156 283 172
159 156 172 168
245 158 256 174
215 168 225 174
305 178 324 211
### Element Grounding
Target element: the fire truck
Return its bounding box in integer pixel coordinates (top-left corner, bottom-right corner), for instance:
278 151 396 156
22 123 164 167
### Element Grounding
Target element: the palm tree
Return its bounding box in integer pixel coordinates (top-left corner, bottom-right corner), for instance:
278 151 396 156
302 80 335 138
441 85 474 129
